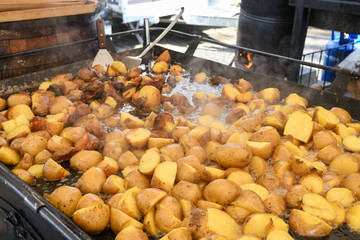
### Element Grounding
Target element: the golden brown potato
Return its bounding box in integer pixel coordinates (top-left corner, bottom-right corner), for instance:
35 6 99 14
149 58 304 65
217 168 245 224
35 149 53 164
289 209 332 237
46 135 72 153
285 93 308 107
255 88 280 104
125 128 151 149
0 97 7 110
317 144 344 163
222 84 241 101
110 207 143 234
97 156 119 176
151 162 177 192
326 187 355 208
73 202 110 234
120 112 144 129
103 175 125 195
116 187 142 220
115 226 149 240
346 204 360 234
92 103 114 119
0 146 20 165
299 174 324 194
124 170 151 190
200 166 226 183
139 148 161 176
160 144 184 162
256 173 281 192
178 134 201 152
31 92 51 115
290 156 326 176
44 186 82 216
263 194 286 217
343 135 360 152
182 208 206 239
205 208 241 239
246 141 273 160
21 133 48 157
70 150 102 171
231 189 265 216
203 179 240 205
285 184 310 208
313 130 337 150
242 213 288 238
344 173 360 198
301 192 335 223
329 154 359 176
103 141 123 160
176 162 201 183
15 153 34 170
171 180 202 203
216 143 253 168
248 156 269 178
60 127 86 142
136 188 167 215
75 167 106 194
283 111 313 143
42 158 70 181
226 170 254 188
154 205 182 234
137 85 161 110
160 227 191 240
11 168 35 185
331 107 352 124
7 92 31 107
314 106 339 130
152 61 169 74
7 104 35 121
117 151 139 169
49 96 73 115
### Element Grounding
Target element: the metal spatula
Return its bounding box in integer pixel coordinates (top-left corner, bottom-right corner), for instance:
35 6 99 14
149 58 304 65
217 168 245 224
92 18 114 67
122 7 184 69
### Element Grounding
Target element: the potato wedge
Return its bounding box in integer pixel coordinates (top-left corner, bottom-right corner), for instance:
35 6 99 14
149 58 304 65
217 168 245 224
289 209 332 237
150 161 177 192
242 213 288 238
205 208 241 240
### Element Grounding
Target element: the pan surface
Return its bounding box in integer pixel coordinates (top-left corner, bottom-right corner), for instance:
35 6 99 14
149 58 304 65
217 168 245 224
0 45 359 240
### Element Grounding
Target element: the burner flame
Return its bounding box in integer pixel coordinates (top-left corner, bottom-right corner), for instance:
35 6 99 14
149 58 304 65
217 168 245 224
239 52 253 69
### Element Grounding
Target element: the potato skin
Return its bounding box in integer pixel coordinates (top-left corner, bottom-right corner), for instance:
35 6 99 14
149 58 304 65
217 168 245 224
285 184 310 208
44 186 82 216
70 150 103 171
171 180 202 203
203 179 240 205
73 203 110 234
21 134 48 157
75 167 106 194
182 208 206 239
344 173 360 198
216 143 253 168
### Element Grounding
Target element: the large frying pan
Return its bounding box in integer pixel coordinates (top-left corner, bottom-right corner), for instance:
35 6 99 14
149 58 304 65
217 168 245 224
0 46 359 240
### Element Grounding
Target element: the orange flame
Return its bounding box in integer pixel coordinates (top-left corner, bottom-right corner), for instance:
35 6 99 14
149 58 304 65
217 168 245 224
244 53 253 69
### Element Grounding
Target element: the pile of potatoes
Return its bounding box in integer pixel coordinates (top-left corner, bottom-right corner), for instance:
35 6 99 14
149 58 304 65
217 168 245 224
1 50 360 240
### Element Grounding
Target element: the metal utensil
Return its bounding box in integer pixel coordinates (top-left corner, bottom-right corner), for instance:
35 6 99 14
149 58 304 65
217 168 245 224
122 7 184 69
92 18 114 67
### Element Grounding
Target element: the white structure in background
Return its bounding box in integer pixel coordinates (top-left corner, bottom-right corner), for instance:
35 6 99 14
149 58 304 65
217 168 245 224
107 0 239 27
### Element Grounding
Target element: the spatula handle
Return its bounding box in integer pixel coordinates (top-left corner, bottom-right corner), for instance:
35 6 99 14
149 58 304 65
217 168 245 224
96 19 106 49
138 7 184 58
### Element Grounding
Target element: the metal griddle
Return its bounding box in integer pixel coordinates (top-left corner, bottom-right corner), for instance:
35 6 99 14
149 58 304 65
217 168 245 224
0 45 360 240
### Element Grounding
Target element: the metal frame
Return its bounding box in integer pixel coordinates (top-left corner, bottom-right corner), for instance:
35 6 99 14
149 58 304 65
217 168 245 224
288 0 360 81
